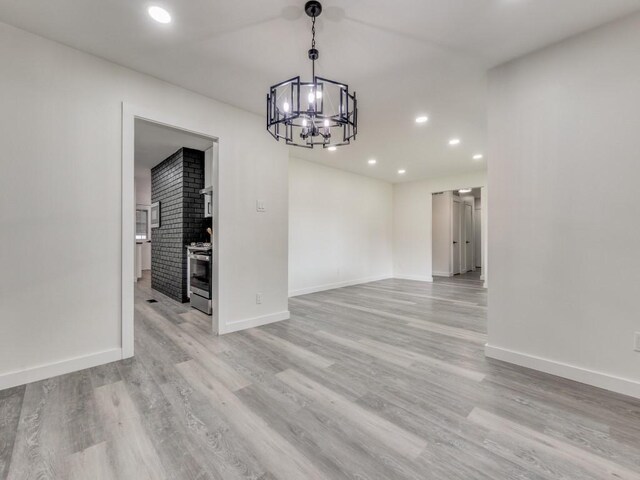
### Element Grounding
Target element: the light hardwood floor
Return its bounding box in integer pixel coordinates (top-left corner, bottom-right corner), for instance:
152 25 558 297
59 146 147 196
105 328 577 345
2 273 640 479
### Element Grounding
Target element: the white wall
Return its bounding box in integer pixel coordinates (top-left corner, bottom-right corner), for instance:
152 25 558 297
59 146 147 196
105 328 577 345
0 21 289 389
486 13 640 398
289 157 393 296
393 171 487 282
134 166 152 270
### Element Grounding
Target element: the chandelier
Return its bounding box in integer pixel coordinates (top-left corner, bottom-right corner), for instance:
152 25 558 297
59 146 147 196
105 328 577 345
266 1 358 149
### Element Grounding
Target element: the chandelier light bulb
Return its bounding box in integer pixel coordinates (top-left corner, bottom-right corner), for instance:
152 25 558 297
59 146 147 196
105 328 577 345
308 92 315 103
283 102 290 113
302 119 308 127
324 119 330 127
316 90 322 99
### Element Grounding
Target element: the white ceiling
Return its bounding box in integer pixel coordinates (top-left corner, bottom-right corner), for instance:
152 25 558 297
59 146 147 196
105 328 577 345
2 0 639 183
134 119 213 170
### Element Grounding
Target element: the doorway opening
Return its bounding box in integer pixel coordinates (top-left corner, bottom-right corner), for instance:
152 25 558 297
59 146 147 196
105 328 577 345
432 187 486 286
122 104 219 359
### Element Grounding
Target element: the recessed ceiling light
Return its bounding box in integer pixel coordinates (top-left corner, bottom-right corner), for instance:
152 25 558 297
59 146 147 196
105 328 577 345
459 188 472 194
398 169 406 174
449 138 461 146
148 6 171 24
473 154 483 160
368 159 377 165
415 116 429 124
327 146 337 151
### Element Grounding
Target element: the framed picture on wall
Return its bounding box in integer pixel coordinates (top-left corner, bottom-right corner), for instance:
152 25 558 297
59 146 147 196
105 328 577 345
150 201 161 228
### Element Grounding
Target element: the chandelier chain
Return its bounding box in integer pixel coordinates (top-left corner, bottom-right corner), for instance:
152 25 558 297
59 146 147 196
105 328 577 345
311 15 316 80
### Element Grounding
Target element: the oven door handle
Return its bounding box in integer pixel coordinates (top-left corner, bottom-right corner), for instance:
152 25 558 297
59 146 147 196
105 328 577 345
190 254 211 262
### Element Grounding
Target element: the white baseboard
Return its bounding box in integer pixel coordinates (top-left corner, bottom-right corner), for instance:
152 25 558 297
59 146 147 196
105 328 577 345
0 348 123 391
432 271 453 278
220 310 290 335
393 274 433 282
289 275 394 297
485 344 640 400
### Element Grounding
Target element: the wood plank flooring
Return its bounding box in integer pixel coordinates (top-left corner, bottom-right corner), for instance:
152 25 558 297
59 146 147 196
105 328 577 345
2 272 640 479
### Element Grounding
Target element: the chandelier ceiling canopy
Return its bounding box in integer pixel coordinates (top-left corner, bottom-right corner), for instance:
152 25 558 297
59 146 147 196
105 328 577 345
266 1 358 149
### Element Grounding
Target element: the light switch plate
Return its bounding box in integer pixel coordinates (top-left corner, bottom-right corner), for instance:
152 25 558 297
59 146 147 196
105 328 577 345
256 293 263 304
256 200 266 212
634 332 640 352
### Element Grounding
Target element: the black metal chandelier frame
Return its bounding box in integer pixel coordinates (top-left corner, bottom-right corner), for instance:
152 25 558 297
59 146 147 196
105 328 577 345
266 1 358 149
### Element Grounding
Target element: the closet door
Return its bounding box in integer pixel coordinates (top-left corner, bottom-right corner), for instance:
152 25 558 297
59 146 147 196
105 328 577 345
452 199 461 275
464 203 473 272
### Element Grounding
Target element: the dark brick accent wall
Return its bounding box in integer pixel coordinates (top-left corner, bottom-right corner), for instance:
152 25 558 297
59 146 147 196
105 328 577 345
151 148 207 302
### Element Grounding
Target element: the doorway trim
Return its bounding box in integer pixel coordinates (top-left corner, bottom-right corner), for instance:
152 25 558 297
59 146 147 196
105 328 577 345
121 102 219 359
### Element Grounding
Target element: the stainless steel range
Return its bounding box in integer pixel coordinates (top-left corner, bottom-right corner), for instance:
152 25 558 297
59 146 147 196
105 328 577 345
187 243 212 315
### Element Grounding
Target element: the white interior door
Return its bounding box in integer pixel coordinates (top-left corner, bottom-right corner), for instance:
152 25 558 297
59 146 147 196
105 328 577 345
474 207 482 268
464 203 473 273
452 199 461 275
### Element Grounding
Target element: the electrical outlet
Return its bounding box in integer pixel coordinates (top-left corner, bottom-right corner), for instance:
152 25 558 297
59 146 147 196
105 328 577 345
256 293 263 304
634 332 640 352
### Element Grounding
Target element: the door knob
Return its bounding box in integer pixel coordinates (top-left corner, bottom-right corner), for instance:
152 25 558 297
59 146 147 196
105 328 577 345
453 241 458 244
466 241 471 244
